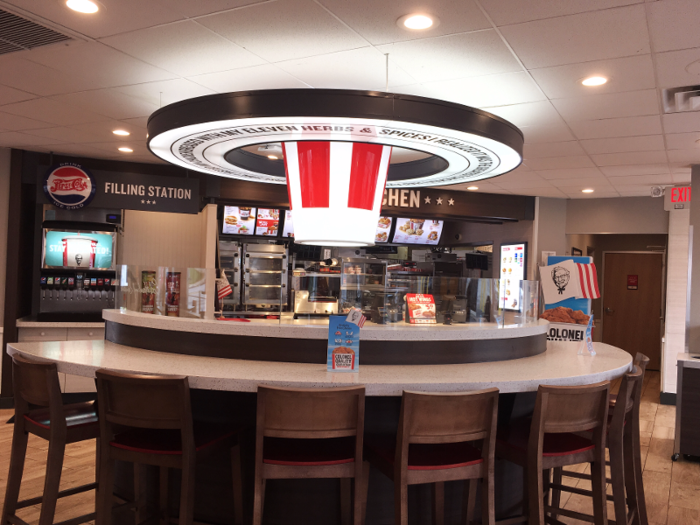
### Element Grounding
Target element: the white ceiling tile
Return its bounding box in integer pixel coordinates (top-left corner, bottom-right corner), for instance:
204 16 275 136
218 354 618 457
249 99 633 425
450 181 511 193
422 72 546 108
198 0 368 63
0 131 67 148
552 89 659 122
101 21 264 77
667 149 700 164
647 0 700 53
616 187 659 197
84 141 152 156
0 84 38 107
21 126 109 144
167 0 270 18
673 172 692 183
562 189 621 198
662 112 700 134
591 150 668 166
276 48 416 90
506 187 569 197
665 132 700 150
68 121 149 143
569 115 662 139
536 167 605 180
489 178 552 189
608 174 674 186
580 135 665 155
35 143 123 160
113 80 216 110
483 101 563 128
23 42 178 89
499 5 650 69
189 64 309 92
523 141 585 159
0 0 185 39
599 164 671 177
0 112 55 131
376 31 522 83
524 156 595 171
548 177 613 189
655 48 700 89
0 98 110 126
0 55 104 96
529 55 656 99
520 124 576 144
317 0 491 45
48 90 157 120
479 0 642 26
493 171 545 183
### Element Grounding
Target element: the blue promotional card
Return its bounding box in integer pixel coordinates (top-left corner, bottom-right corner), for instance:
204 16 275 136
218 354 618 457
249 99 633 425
327 315 360 372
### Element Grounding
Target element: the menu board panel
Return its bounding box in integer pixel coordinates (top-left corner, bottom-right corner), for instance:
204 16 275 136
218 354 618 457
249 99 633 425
375 216 392 243
392 218 443 245
222 206 256 235
282 210 294 238
499 242 527 310
255 208 280 236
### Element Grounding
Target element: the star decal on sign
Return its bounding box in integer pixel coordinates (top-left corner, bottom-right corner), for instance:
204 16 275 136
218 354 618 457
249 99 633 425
146 200 151 204
152 201 156 205
141 199 145 204
424 196 431 204
448 198 454 206
436 198 443 205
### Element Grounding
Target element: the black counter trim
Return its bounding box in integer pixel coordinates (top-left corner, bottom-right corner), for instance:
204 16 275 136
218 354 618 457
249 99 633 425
106 320 546 365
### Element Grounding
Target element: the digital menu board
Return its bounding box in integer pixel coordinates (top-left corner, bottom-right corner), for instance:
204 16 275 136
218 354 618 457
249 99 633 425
222 206 256 235
282 210 294 238
43 230 114 269
255 208 280 236
392 218 443 245
499 242 527 310
375 216 392 243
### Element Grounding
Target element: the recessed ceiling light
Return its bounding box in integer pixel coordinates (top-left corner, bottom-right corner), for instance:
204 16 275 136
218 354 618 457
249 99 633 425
581 76 607 87
582 189 594 193
112 129 130 136
267 155 279 160
467 186 479 191
397 14 438 30
66 0 99 13
118 147 133 153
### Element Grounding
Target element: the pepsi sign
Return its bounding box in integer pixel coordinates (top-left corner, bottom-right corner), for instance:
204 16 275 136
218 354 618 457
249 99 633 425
43 163 96 210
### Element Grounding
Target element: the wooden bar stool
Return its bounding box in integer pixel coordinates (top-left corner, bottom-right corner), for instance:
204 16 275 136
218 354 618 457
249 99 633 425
1 354 99 525
94 369 243 525
552 353 649 525
252 385 366 525
364 388 499 525
496 381 610 525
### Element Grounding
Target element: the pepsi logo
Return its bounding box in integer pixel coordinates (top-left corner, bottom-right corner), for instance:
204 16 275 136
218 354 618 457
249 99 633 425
44 164 96 210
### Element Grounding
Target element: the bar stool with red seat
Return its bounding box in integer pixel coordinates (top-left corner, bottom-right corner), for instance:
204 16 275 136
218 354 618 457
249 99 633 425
496 381 610 525
364 388 499 525
252 385 366 525
94 369 243 525
1 354 100 525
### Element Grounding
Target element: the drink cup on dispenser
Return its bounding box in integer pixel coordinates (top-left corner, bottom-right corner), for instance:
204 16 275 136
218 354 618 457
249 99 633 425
141 271 156 314
166 272 181 317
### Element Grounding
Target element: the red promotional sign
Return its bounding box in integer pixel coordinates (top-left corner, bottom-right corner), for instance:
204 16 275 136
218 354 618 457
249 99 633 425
406 294 436 324
627 275 638 290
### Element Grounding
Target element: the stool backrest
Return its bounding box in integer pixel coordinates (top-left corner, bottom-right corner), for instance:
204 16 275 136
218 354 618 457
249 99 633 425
632 352 650 407
12 355 62 409
256 385 365 439
532 381 610 436
95 369 191 431
611 365 643 434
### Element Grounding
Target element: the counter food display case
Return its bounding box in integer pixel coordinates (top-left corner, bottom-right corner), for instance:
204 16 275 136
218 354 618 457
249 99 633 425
242 244 288 312
339 258 387 317
292 266 340 318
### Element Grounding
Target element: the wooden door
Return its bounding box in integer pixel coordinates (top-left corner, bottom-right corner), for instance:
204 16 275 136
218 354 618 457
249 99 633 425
602 252 664 370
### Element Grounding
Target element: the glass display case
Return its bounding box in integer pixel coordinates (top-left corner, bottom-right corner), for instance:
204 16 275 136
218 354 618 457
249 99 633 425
339 258 387 317
242 244 288 310
292 268 341 318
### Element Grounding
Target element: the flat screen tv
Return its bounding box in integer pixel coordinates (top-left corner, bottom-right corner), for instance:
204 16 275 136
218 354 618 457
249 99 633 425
391 218 443 245
43 229 115 270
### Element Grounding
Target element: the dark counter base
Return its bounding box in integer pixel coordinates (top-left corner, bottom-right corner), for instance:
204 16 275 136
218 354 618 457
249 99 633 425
106 321 546 365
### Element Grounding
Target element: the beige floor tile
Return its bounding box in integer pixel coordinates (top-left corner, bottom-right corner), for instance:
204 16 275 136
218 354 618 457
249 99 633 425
655 415 676 429
641 432 653 447
672 459 700 485
669 481 700 511
656 405 676 418
652 425 675 440
667 505 700 524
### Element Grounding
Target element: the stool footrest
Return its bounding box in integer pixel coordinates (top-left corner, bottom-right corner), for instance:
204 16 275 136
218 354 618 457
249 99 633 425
495 517 528 525
560 470 589 481
545 506 595 523
15 482 97 509
54 512 96 525
7 515 30 525
549 483 593 498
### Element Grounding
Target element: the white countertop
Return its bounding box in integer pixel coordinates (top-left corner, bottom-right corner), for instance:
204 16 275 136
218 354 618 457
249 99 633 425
103 309 549 342
6 340 632 396
16 316 105 328
676 353 700 369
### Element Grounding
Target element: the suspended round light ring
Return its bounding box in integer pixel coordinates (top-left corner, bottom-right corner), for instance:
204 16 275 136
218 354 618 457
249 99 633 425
147 89 523 189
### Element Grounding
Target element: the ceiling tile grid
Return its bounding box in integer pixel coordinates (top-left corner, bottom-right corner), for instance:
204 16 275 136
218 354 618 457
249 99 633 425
0 0 698 198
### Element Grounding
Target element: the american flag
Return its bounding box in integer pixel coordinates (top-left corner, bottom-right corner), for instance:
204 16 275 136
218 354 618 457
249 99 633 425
575 262 600 300
217 273 233 301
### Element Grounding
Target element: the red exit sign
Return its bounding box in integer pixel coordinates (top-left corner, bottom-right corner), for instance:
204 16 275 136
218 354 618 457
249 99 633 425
671 186 691 203
665 186 692 210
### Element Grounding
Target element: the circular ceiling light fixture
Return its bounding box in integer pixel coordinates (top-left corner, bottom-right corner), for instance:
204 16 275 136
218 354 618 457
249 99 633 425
467 186 479 191
118 147 133 153
582 188 595 193
66 0 99 13
581 76 607 87
148 89 523 246
397 14 438 30
112 129 130 136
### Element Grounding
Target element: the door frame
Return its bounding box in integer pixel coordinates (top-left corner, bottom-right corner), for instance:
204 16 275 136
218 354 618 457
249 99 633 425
600 250 667 344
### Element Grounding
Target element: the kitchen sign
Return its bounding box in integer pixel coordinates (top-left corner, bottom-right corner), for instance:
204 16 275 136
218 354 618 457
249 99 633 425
41 166 200 214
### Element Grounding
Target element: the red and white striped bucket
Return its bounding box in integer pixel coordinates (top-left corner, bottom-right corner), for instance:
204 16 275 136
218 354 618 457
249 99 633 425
282 141 392 246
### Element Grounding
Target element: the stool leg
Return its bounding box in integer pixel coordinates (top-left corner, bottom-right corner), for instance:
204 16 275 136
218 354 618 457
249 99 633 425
590 459 608 525
462 479 477 525
394 479 408 525
252 474 265 525
38 438 66 525
609 438 627 525
550 467 563 520
361 461 370 525
159 467 169 525
340 478 351 525
179 456 196 525
96 448 114 525
231 445 243 525
527 463 544 525
632 423 648 525
1 426 29 525
622 426 640 525
483 473 495 525
432 482 445 525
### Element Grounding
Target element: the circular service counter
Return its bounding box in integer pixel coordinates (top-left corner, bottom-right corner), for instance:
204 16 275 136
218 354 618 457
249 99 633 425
102 309 549 365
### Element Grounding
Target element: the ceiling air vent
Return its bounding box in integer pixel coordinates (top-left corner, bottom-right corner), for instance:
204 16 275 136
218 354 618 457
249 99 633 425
662 85 700 114
0 9 71 56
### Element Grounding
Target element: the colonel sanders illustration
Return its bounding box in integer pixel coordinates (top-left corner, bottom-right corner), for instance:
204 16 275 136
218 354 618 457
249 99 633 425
551 266 570 294
75 253 83 266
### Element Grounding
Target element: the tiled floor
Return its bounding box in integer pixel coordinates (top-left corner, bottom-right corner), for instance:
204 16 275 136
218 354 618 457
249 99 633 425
0 371 698 524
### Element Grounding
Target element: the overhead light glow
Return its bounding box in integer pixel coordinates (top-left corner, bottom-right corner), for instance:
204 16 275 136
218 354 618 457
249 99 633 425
267 155 279 160
581 76 607 87
66 0 99 13
118 147 133 153
582 188 594 193
467 186 479 191
397 14 438 30
112 129 130 136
